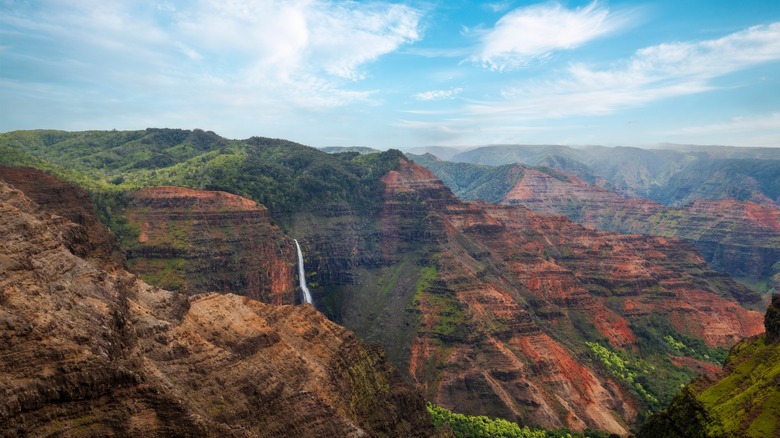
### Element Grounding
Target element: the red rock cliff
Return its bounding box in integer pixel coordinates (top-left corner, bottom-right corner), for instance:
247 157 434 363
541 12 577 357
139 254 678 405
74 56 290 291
124 186 297 304
381 160 764 435
502 167 780 284
0 179 437 437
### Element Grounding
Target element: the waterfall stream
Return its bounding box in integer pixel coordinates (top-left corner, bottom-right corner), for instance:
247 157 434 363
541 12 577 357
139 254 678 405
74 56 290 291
294 239 313 305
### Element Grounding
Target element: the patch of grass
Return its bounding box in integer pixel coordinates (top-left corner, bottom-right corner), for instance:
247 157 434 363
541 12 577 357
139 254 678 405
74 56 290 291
586 341 659 408
427 403 610 438
698 336 780 437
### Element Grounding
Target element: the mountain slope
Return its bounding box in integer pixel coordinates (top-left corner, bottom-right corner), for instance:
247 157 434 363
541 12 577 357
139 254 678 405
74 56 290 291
374 160 763 434
0 178 436 437
639 294 780 438
501 168 780 286
0 130 769 435
414 157 780 291
445 144 780 206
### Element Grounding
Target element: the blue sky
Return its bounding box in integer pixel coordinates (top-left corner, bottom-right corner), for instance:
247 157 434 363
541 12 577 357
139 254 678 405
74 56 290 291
2 1 780 148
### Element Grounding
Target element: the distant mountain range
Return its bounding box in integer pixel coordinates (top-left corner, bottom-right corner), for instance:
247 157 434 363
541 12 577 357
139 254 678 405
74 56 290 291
410 143 780 207
411 151 780 294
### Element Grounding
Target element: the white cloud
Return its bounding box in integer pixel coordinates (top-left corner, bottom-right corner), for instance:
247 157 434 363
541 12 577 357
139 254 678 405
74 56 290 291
1 0 423 113
415 88 463 101
470 22 780 119
473 1 636 71
176 0 421 82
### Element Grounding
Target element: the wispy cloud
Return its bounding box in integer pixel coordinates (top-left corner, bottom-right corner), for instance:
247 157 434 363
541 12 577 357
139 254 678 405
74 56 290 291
1 0 423 114
472 1 637 71
483 2 513 14
415 88 463 101
471 22 780 118
663 113 780 147
397 21 780 145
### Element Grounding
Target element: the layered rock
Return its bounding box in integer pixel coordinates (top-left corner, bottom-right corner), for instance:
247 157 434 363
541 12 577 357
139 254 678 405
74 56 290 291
0 165 126 270
377 160 764 435
501 168 780 286
0 179 437 437
124 186 297 304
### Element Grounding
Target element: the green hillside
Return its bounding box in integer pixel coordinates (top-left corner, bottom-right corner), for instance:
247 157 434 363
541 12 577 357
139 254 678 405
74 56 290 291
0 129 403 224
639 294 780 438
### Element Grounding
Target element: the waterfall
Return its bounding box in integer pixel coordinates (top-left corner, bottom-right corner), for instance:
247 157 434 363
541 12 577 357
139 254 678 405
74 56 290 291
294 239 313 305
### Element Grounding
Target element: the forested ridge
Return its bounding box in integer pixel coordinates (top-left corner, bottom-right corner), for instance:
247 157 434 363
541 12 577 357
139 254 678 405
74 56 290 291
0 128 403 226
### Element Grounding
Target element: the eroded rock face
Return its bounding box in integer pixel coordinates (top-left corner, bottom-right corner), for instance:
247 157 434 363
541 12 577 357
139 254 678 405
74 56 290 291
378 160 764 435
501 168 780 284
124 186 297 304
0 180 436 437
0 165 126 270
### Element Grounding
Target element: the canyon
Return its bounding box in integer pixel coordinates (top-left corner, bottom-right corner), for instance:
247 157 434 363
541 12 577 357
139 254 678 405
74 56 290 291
0 172 435 437
501 168 780 284
375 160 763 434
0 129 773 436
413 154 780 292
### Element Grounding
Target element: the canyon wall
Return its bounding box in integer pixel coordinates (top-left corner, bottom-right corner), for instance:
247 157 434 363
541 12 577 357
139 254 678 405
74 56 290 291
124 186 297 304
0 179 436 437
374 160 764 435
501 168 780 284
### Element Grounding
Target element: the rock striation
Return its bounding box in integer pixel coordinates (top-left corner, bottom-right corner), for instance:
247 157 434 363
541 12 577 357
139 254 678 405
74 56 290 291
501 168 780 286
377 160 764 435
124 186 297 304
0 179 436 437
0 165 126 270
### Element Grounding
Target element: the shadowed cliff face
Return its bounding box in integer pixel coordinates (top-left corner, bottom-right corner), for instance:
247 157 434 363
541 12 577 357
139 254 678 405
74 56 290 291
501 168 780 288
0 166 126 270
0 180 437 437
123 186 297 304
376 160 764 435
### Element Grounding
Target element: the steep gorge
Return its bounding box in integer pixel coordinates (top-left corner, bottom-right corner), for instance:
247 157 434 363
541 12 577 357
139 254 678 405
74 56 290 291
375 160 764 435
501 168 780 286
0 178 436 437
0 130 771 435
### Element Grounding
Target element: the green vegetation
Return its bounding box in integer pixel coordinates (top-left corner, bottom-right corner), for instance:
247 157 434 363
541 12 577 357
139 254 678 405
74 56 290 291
639 297 780 437
586 341 659 407
412 265 469 343
632 315 729 365
640 335 780 437
0 129 405 229
583 315 729 415
409 153 523 202
426 403 610 438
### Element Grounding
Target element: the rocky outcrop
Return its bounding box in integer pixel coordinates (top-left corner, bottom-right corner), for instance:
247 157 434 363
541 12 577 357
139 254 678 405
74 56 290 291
0 179 437 437
377 160 764 435
0 165 126 270
124 186 297 304
502 168 780 286
639 294 780 437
